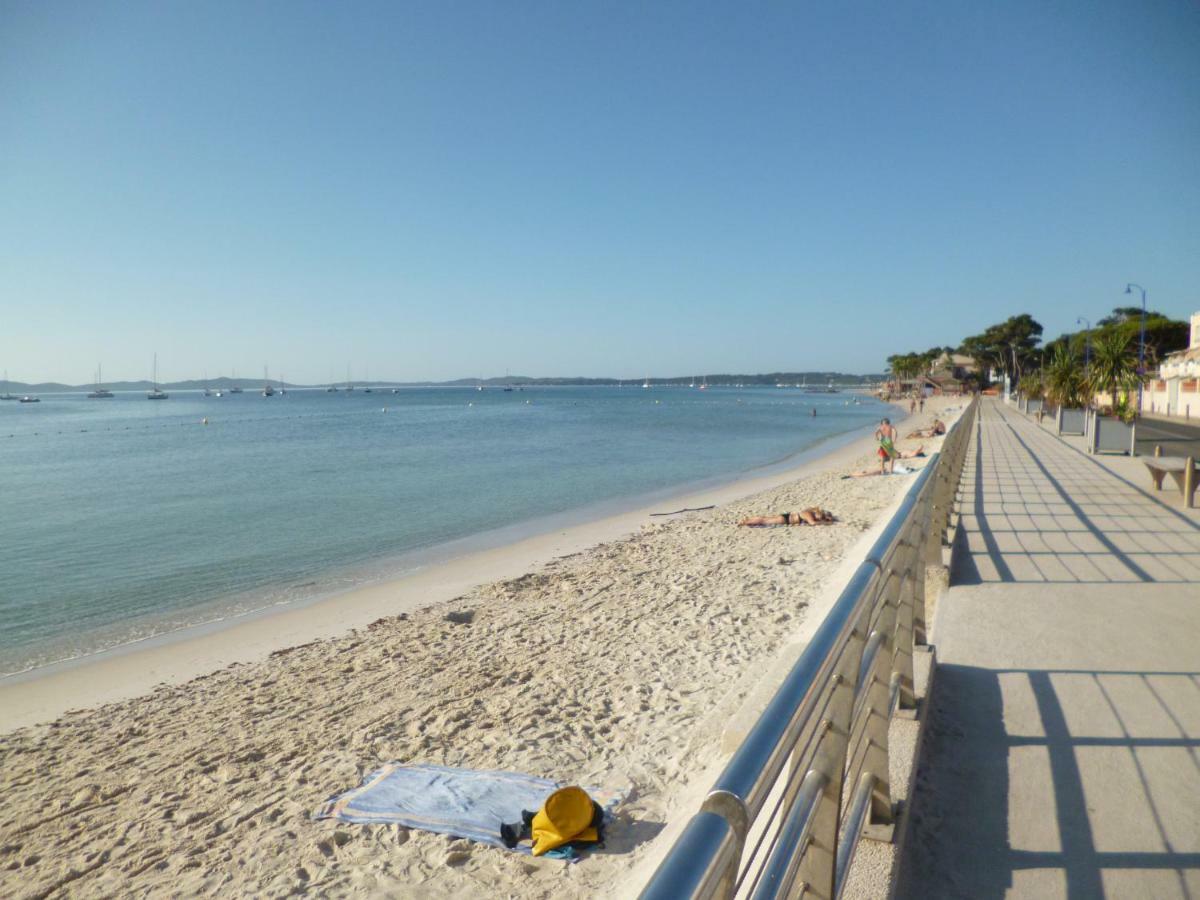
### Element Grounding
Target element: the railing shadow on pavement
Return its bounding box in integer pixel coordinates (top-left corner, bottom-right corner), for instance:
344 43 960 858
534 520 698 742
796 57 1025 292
951 405 1200 586
897 664 1200 900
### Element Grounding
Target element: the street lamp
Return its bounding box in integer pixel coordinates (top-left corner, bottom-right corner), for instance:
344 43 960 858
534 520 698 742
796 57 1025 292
1076 316 1091 376
1125 283 1147 413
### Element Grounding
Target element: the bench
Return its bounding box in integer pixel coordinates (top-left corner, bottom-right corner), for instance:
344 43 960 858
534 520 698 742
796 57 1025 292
1143 454 1199 508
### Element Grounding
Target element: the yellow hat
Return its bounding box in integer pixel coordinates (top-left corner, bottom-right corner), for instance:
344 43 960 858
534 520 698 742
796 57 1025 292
530 786 598 856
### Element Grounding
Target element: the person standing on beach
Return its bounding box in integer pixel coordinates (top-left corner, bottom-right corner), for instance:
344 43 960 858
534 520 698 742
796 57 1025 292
919 396 925 413
909 398 916 414
875 417 898 474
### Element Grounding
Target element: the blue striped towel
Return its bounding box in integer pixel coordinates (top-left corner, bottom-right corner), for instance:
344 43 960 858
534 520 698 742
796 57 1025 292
313 763 625 853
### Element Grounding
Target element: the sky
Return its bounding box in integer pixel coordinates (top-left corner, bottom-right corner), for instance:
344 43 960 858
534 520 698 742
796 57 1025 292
2 1 1198 384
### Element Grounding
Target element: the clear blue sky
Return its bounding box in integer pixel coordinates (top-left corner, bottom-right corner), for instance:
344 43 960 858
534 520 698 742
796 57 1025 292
2 1 1198 384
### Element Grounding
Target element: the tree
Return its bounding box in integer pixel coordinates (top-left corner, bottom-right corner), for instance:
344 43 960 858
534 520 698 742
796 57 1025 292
1043 344 1092 409
1087 330 1137 411
1018 371 1044 401
1046 309 1188 375
960 314 1043 385
1097 306 1170 327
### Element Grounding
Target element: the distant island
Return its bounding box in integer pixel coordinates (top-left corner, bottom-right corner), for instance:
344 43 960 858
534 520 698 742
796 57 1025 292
2 372 887 392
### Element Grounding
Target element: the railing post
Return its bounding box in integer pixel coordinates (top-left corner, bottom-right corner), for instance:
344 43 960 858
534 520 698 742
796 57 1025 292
698 791 748 900
861 573 899 831
795 628 864 900
893 548 919 710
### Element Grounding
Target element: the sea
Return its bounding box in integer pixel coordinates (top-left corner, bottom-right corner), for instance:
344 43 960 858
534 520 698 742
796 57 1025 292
0 385 890 676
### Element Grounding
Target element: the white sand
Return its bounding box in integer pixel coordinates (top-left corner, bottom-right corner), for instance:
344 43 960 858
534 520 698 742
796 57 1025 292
0 398 960 899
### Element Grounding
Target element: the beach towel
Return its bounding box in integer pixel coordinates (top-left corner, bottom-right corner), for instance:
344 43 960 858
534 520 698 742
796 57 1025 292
313 763 625 854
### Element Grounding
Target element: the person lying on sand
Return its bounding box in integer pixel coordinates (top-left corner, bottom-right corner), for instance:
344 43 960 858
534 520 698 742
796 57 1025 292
906 420 945 438
842 463 917 478
738 507 836 527
897 445 926 459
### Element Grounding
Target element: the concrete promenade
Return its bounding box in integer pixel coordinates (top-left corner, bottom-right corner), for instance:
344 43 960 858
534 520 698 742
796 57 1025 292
897 399 1200 899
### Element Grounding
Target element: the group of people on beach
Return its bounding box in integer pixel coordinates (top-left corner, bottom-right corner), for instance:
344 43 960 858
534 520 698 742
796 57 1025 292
739 408 941 527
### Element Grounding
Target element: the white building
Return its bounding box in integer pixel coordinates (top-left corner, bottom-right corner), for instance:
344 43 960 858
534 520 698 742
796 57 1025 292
1144 311 1200 419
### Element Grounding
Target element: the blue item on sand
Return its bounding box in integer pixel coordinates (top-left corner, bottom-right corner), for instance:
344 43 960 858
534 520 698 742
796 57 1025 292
314 763 624 856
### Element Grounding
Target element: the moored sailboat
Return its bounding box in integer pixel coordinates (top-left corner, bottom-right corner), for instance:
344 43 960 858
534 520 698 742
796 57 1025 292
87 365 114 398
147 354 169 400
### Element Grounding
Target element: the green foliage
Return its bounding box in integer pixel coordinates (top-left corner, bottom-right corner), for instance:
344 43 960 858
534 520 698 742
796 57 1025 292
1018 372 1044 401
1098 306 1169 327
886 350 939 382
1042 345 1091 409
959 314 1044 384
1087 330 1137 409
1044 309 1188 373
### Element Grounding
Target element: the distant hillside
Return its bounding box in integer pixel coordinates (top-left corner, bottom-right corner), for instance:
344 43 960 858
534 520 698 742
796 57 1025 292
438 372 886 387
4 372 886 392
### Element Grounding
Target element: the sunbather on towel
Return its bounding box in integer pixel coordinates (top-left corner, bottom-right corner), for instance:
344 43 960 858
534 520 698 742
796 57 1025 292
898 445 926 459
842 463 917 478
738 507 836 527
907 420 945 438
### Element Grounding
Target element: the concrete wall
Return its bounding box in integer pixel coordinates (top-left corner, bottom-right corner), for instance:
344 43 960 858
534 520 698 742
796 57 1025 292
1142 380 1199 420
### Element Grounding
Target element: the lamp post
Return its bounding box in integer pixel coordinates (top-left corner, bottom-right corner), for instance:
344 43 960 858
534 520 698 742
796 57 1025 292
1076 316 1091 377
1125 283 1147 413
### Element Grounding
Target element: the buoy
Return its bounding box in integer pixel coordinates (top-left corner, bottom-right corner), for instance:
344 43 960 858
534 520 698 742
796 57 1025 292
469 402 474 407
382 407 387 413
202 417 209 425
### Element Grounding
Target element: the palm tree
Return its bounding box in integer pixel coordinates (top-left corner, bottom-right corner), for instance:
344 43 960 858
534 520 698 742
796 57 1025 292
1087 331 1136 412
1018 372 1044 401
1043 345 1091 410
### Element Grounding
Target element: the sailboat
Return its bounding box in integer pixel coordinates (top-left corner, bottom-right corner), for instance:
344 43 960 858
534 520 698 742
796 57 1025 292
87 365 114 398
147 354 169 400
201 372 213 398
262 366 275 397
345 367 354 393
229 370 243 394
699 375 708 391
642 376 651 389
2 370 19 400
278 374 287 396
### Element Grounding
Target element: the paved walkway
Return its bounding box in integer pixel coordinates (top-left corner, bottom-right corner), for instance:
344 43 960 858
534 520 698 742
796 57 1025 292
898 399 1200 899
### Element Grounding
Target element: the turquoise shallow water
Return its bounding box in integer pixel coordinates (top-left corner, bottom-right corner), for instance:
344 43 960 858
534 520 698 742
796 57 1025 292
0 385 889 674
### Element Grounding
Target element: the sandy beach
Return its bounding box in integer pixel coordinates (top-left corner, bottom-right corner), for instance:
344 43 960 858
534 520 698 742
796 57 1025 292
0 398 960 899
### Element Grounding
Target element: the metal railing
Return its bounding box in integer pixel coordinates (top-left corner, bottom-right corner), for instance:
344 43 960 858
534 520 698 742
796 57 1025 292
640 398 978 900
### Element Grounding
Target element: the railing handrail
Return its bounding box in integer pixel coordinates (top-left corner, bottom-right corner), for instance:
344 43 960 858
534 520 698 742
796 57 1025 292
640 398 978 900
705 462 937 816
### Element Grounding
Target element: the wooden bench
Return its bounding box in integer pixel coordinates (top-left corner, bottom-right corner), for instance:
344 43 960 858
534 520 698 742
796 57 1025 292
1143 453 1199 508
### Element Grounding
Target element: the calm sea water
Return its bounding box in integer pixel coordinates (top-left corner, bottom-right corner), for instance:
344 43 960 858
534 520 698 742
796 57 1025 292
0 386 888 674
